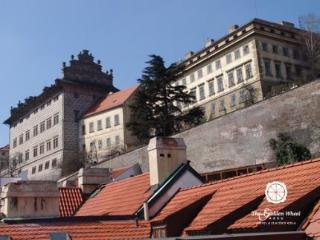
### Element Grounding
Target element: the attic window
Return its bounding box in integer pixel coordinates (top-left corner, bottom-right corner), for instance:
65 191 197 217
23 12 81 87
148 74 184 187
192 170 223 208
159 153 165 157
49 232 71 240
0 236 11 240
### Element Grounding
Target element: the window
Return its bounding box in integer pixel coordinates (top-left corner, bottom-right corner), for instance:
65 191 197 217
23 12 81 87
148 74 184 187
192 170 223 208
197 69 203 79
40 121 45 133
25 150 29 161
245 63 253 79
293 49 300 59
239 89 246 103
228 71 235 87
234 49 241 60
295 65 302 77
33 125 38 137
40 105 45 110
33 146 38 157
236 68 244 83
285 63 292 80
272 45 278 54
13 138 17 148
262 42 268 51
40 143 45 154
190 88 197 101
46 100 51 106
115 136 120 145
25 130 30 141
230 94 236 107
208 80 215 96
32 167 36 174
114 115 120 126
53 95 59 101
106 138 111 147
89 122 94 133
98 140 102 150
283 47 289 57
97 120 102 130
211 102 216 114
217 76 224 92
275 62 282 78
207 64 212 74
82 125 86 135
182 78 187 85
264 59 272 76
190 73 195 83
219 99 225 112
199 84 205 100
38 164 43 172
53 113 59 125
45 161 50 170
106 117 111 128
215 59 221 69
46 117 52 129
52 159 57 168
53 136 59 149
18 153 23 163
19 134 23 145
243 45 250 55
46 140 51 151
74 110 79 122
226 53 232 64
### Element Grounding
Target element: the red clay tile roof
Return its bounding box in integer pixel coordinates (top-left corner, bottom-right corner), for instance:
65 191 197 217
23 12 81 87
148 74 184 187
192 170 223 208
59 187 84 217
0 145 9 152
0 220 150 240
84 85 139 117
76 173 151 216
153 158 320 235
304 200 320 239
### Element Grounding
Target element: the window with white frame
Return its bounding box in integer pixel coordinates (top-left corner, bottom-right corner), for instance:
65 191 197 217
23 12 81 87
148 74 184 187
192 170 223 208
234 49 241 60
226 53 232 64
199 84 205 100
115 135 120 145
197 69 203 79
207 64 212 74
106 117 111 128
236 67 244 83
208 80 215 96
215 59 221 69
190 73 195 83
53 113 59 125
89 122 94 133
114 114 120 126
230 94 236 107
53 136 59 149
228 71 235 87
245 63 253 79
217 76 224 92
243 45 250 55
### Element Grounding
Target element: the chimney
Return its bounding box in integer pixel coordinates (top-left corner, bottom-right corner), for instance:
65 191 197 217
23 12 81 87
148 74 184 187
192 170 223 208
78 168 112 194
0 181 59 218
205 39 214 47
228 24 239 33
280 21 295 28
185 51 194 60
147 137 187 186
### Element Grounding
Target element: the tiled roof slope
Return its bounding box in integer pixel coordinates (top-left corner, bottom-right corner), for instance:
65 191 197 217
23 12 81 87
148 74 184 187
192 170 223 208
76 173 151 216
153 158 320 235
84 85 138 117
59 187 84 217
0 220 150 240
111 166 132 179
0 145 9 151
304 200 320 239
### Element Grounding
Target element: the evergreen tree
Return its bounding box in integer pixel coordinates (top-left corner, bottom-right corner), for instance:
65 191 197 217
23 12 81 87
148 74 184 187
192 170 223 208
269 133 311 166
127 55 204 143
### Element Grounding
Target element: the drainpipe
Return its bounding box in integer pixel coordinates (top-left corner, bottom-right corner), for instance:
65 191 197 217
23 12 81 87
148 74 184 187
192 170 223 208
143 202 149 221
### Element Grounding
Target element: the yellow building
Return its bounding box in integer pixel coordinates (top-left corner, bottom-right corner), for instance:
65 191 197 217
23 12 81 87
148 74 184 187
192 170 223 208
175 19 310 120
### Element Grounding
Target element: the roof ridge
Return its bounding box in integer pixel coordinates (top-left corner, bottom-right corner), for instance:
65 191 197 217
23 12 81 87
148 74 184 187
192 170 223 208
181 158 320 192
103 172 150 187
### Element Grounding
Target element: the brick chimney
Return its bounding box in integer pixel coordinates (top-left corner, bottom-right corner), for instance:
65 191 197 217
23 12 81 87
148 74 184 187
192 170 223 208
148 137 187 186
0 181 59 218
78 168 112 194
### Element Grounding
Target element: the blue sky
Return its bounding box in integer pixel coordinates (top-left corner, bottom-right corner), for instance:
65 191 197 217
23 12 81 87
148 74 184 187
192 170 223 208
0 0 319 146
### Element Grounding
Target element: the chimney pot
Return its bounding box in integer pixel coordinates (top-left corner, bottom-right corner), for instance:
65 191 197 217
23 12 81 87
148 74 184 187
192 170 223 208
228 24 239 33
185 51 194 60
205 39 215 47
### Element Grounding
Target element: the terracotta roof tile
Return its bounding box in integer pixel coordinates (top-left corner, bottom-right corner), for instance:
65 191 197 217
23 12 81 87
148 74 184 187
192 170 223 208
76 173 151 216
154 158 320 235
59 187 84 217
0 220 150 240
0 145 9 152
111 166 132 179
84 85 139 117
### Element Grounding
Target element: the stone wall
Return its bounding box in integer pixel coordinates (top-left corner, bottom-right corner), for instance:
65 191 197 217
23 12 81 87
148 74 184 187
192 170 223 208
97 80 320 173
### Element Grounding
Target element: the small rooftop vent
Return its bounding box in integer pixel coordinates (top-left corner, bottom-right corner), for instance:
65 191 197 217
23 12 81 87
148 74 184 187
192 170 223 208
228 24 239 33
0 236 10 240
185 51 194 60
49 232 71 240
205 39 215 47
280 21 295 28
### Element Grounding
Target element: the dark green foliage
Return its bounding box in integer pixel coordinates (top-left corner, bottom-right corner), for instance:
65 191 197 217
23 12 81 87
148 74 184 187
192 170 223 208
127 55 204 143
269 133 311 166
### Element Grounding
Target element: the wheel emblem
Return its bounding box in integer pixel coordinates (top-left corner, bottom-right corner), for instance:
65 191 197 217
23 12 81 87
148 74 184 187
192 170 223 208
265 181 287 204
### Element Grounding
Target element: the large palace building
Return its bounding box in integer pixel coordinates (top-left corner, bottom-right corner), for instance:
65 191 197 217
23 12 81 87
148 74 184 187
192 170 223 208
4 50 118 180
175 18 310 119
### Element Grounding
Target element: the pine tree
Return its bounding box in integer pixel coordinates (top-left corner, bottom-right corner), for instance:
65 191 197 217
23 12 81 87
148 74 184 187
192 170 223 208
127 55 204 143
